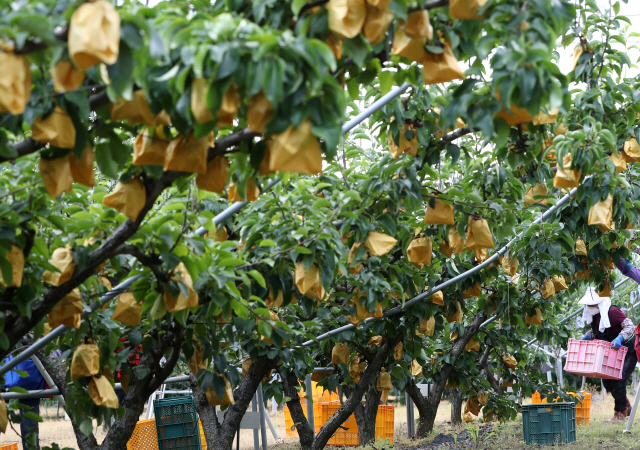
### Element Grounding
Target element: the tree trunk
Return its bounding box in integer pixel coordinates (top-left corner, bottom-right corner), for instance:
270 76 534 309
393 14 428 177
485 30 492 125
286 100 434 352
348 384 381 446
450 388 463 426
191 354 278 450
283 331 403 450
405 312 486 438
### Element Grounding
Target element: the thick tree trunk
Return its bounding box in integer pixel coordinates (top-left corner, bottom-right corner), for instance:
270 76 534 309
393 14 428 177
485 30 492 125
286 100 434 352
405 312 486 437
450 388 463 426
283 331 403 450
41 324 185 450
191 355 278 450
349 384 381 446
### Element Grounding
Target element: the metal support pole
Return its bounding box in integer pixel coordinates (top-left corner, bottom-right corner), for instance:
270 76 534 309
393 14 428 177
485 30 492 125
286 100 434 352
624 375 640 433
555 358 564 389
305 374 315 434
264 409 281 442
256 382 268 450
252 395 260 450
406 392 415 438
30 355 66 409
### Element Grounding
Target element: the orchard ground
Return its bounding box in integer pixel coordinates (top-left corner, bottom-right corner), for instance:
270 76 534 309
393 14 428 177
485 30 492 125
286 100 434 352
2 391 640 450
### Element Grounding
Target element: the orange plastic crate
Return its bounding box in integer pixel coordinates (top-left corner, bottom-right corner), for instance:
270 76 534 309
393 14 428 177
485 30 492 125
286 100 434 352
532 391 591 426
375 405 395 443
0 443 18 450
127 419 208 450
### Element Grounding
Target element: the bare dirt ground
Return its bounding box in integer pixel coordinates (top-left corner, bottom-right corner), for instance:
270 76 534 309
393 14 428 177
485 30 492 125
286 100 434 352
1 392 639 450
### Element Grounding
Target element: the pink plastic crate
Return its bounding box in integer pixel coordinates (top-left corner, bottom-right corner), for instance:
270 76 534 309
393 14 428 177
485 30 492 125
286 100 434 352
564 338 627 380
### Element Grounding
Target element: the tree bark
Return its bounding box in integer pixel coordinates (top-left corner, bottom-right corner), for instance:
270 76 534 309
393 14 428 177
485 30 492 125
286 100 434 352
405 312 486 437
191 354 278 450
450 388 463 426
282 331 403 450
347 383 381 446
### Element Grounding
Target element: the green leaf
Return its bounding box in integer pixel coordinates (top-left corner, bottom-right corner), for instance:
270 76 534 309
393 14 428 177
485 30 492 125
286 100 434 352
94 142 119 179
259 239 276 247
107 41 134 96
258 320 272 339
294 246 312 254
248 270 266 288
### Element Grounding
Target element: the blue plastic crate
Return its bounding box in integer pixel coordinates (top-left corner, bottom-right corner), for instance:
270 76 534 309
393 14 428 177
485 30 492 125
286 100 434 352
153 396 202 450
522 403 576 445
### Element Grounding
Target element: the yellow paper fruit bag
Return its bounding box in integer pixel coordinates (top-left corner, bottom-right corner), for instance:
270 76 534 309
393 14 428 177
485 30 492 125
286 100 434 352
294 262 326 300
541 278 555 299
462 283 481 299
110 90 171 127
394 341 404 360
500 255 519 277
191 77 214 123
575 238 587 256
217 82 240 126
68 0 120 70
32 107 76 149
407 237 432 266
364 231 397 256
474 248 489 263
112 292 142 327
465 216 494 250
164 133 208 174
332 342 350 364
552 275 568 291
247 92 274 133
164 262 198 312
133 128 168 166
205 375 235 406
71 342 101 379
422 41 465 85
69 146 95 187
328 0 366 39
269 120 323 175
554 153 581 188
610 152 627 174
524 182 548 206
48 288 83 329
623 139 640 162
103 178 147 221
0 398 7 433
598 280 612 297
502 354 517 370
88 375 119 408
39 156 73 199
368 336 385 347
588 195 614 232
424 198 454 225
228 179 260 202
446 301 463 323
43 246 76 286
429 290 444 306
0 49 31 115
465 337 480 352
449 0 488 19
465 397 480 416
388 123 418 159
448 227 465 255
377 368 392 401
419 316 435 336
51 60 85 93
411 359 423 378
0 245 24 288
403 10 433 39
478 391 489 405
525 308 542 325
362 3 394 45
392 28 426 63
196 156 228 193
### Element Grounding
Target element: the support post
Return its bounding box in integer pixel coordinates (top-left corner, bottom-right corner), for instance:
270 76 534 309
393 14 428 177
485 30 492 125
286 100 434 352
30 355 66 409
555 358 564 389
405 392 415 438
624 378 640 433
264 409 281 442
257 382 268 450
305 374 315 434
252 395 260 450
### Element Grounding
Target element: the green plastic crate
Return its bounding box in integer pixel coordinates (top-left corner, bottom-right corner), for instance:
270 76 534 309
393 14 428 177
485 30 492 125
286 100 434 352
522 403 576 445
153 396 202 450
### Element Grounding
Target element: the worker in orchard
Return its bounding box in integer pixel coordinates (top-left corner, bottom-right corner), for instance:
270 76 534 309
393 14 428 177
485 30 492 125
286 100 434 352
579 282 638 421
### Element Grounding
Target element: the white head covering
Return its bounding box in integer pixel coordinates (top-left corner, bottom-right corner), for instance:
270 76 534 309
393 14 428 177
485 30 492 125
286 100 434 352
580 287 611 333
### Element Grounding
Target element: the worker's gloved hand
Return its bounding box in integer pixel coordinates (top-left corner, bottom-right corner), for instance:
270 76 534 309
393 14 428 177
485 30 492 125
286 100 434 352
612 335 624 350
625 259 635 271
579 333 592 341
